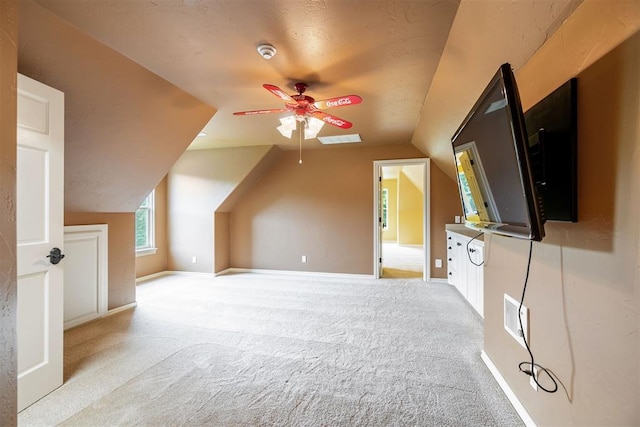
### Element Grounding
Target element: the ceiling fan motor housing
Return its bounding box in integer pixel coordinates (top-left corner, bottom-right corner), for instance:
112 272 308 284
294 82 308 94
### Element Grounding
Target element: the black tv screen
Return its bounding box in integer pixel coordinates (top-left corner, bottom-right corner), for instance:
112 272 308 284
451 63 545 241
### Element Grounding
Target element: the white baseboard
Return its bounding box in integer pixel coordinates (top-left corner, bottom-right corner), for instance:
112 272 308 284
105 302 137 317
136 268 375 282
136 271 170 283
137 271 217 283
165 270 216 278
481 350 536 427
214 268 234 277
221 267 375 280
63 302 137 331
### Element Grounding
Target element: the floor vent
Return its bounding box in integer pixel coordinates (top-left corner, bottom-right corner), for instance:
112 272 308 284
504 293 528 348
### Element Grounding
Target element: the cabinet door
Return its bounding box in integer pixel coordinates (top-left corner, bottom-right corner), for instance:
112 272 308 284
453 236 467 297
467 242 484 317
446 233 454 285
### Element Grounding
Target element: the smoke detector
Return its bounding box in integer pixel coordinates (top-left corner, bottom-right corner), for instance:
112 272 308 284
257 44 277 59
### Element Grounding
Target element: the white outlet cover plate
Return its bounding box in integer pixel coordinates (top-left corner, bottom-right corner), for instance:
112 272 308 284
504 293 528 349
530 367 539 391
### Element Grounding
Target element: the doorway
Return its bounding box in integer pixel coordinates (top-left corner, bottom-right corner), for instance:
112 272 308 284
373 159 430 280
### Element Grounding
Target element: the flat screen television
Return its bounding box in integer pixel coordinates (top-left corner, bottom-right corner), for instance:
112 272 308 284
524 78 578 222
451 63 545 241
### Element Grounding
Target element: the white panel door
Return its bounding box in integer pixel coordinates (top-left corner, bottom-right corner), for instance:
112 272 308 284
16 74 65 411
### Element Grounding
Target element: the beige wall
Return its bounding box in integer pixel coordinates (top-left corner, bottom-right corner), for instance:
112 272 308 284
484 10 639 427
429 163 462 279
65 213 136 310
136 176 168 278
382 179 398 242
18 1 215 213
167 145 280 272
397 170 423 245
230 144 425 274
214 212 230 273
0 1 17 423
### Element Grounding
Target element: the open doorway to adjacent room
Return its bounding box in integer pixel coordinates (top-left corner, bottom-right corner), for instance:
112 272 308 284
373 159 430 280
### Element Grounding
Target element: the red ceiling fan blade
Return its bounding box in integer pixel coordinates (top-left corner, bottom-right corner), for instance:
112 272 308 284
311 111 353 129
263 84 297 104
314 95 362 110
233 108 289 116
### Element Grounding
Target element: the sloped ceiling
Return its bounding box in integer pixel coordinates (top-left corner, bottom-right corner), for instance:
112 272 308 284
20 0 588 212
34 0 460 151
411 0 584 179
18 1 216 212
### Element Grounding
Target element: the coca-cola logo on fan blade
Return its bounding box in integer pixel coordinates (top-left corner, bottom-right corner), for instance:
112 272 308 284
325 117 346 126
326 98 352 108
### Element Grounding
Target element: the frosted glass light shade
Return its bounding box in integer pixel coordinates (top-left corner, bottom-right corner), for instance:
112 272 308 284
276 116 297 138
304 117 325 139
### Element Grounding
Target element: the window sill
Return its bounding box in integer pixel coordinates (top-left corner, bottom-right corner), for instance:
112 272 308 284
136 248 158 257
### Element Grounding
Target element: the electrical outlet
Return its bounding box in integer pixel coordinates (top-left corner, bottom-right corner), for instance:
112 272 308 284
530 366 540 391
504 294 529 349
454 215 461 223
302 255 307 263
435 259 442 268
191 256 197 264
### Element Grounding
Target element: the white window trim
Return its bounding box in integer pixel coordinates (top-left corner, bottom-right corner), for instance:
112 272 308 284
135 191 157 257
136 247 158 257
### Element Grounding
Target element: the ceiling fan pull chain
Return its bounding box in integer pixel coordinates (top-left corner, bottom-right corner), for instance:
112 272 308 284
299 120 303 164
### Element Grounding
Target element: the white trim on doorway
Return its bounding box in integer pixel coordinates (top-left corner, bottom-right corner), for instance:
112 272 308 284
373 158 431 281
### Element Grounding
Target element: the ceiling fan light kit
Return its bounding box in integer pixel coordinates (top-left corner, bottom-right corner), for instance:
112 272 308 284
276 116 324 140
234 81 362 164
256 44 277 59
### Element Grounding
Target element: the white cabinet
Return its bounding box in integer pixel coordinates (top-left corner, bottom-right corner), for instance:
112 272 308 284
447 232 466 293
446 229 484 317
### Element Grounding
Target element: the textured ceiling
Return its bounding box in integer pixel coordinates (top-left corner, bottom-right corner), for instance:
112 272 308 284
411 0 584 178
19 1 217 212
35 0 460 151
32 0 588 172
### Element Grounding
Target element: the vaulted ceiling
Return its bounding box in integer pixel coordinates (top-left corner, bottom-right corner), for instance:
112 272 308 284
19 0 584 212
34 0 461 152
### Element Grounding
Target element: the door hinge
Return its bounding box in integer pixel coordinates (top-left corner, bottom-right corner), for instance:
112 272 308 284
379 176 382 182
379 257 382 263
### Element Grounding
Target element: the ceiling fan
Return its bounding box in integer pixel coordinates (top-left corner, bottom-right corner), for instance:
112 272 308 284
233 82 362 130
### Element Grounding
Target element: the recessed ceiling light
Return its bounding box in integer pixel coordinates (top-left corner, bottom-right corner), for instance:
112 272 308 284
197 131 207 137
318 134 362 145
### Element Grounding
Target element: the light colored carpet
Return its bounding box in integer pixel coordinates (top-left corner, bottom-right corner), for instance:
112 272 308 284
382 243 423 278
19 273 522 426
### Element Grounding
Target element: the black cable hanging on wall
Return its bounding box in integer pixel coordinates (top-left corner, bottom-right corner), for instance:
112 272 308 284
517 240 558 393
